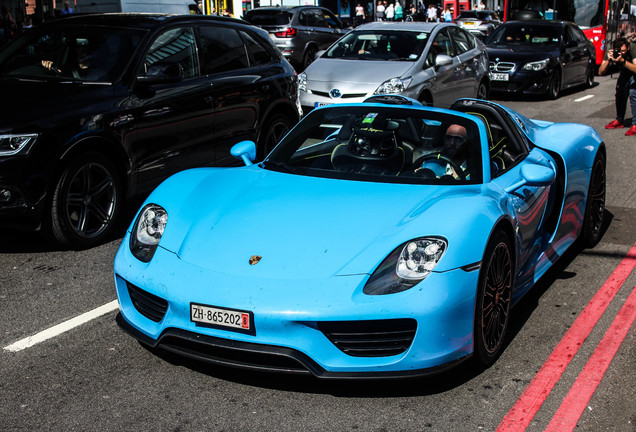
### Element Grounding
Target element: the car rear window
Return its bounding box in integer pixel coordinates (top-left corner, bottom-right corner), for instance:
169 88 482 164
244 10 292 26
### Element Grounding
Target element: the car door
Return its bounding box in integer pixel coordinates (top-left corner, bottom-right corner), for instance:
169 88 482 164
448 26 482 98
197 25 274 165
561 24 587 86
424 27 463 107
129 25 217 194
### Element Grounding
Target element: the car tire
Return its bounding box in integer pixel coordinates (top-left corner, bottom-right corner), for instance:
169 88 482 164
477 80 489 100
46 151 122 248
474 230 513 367
585 63 595 88
258 113 293 158
547 69 561 99
581 151 606 248
418 92 433 106
303 46 318 70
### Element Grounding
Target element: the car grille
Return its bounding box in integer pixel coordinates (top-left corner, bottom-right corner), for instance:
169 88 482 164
126 282 168 323
310 90 368 99
490 61 516 72
318 318 417 357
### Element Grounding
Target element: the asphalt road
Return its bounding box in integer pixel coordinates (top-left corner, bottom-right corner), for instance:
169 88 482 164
1 74 634 432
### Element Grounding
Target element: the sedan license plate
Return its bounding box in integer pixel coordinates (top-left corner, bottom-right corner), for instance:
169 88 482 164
464 21 475 26
315 101 331 108
191 303 253 333
489 72 509 81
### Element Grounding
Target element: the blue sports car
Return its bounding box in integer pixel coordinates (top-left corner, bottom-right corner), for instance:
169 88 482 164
113 96 606 378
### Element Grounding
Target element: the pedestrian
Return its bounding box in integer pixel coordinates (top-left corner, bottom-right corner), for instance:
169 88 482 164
61 1 74 14
599 37 636 135
478 1 486 10
385 3 395 20
443 6 452 21
376 0 385 21
427 3 437 21
395 2 404 20
355 2 365 26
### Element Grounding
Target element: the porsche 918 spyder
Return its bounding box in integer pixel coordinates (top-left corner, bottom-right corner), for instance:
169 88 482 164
113 96 606 379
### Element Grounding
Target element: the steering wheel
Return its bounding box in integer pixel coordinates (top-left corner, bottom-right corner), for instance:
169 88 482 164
414 153 466 180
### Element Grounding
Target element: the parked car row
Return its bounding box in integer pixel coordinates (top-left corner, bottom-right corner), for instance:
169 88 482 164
0 12 596 248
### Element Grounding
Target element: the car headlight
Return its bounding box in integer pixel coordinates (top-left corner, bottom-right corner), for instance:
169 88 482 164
298 72 307 92
523 59 549 71
374 77 412 94
130 203 168 263
0 134 38 156
363 237 447 295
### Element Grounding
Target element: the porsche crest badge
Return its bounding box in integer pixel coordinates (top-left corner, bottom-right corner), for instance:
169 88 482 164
249 255 262 265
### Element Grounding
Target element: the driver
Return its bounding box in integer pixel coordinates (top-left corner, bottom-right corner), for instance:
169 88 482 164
416 123 470 180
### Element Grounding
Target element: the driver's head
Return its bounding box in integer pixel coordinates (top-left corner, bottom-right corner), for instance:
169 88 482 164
442 124 469 161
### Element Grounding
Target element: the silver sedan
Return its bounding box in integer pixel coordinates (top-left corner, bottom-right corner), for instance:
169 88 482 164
299 22 490 114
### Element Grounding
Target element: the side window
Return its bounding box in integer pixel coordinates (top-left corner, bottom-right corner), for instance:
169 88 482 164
324 11 341 29
299 11 309 26
312 10 328 27
198 26 249 74
426 29 453 67
450 27 474 54
240 30 277 66
145 27 198 79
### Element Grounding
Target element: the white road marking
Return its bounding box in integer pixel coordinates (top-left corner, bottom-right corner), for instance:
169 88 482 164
574 95 594 102
3 300 119 352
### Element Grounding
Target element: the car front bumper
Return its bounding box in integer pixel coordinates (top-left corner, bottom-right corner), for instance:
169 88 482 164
114 236 479 378
489 69 552 95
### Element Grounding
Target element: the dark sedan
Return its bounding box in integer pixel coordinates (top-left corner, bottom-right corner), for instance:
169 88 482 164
485 20 595 99
0 14 300 248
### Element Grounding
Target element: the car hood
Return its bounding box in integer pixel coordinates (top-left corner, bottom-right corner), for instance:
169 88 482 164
486 45 559 62
305 58 414 85
151 166 491 280
0 78 114 131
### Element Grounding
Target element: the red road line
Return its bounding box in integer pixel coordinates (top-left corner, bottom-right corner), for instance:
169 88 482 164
496 244 636 432
544 284 636 432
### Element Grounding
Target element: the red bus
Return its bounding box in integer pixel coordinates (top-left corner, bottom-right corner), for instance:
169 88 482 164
502 0 636 66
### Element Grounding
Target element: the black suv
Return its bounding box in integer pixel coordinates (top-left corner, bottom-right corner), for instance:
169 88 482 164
0 14 300 248
244 6 348 71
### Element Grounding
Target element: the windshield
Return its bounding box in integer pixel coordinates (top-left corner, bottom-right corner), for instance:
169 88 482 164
324 30 430 61
265 105 483 185
0 24 146 83
486 23 561 45
244 10 293 26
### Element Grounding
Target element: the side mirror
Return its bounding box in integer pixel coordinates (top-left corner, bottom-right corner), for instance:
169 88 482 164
231 140 257 166
435 54 453 68
136 61 184 85
504 163 555 193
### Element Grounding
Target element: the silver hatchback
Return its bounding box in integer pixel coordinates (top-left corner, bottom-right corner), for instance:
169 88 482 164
299 22 489 114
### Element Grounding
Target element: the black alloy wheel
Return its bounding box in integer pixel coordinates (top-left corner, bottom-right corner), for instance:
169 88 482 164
47 152 122 248
474 230 513 367
585 63 595 88
477 80 489 100
259 113 293 158
582 151 606 247
547 70 561 100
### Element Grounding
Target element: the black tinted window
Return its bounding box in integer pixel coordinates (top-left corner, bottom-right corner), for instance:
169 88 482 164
245 10 292 26
145 27 199 79
198 26 249 74
0 25 145 82
240 30 277 65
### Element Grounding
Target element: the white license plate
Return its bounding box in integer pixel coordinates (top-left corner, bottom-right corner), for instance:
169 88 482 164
489 72 509 81
191 303 252 331
315 101 331 108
